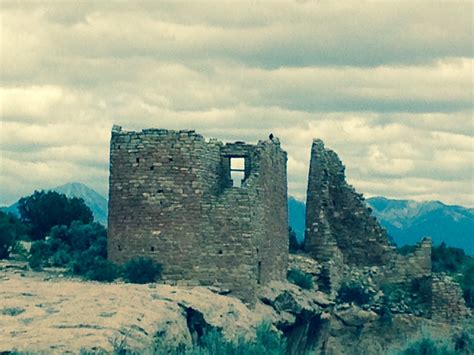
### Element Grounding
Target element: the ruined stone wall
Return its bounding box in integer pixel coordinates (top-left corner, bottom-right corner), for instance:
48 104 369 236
305 139 394 266
382 237 432 284
430 274 471 321
108 126 288 304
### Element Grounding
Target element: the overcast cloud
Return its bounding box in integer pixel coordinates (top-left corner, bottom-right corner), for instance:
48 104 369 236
0 0 473 207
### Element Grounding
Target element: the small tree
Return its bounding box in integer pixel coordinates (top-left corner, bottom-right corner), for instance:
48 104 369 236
18 190 93 240
29 240 51 270
123 257 162 284
0 211 28 259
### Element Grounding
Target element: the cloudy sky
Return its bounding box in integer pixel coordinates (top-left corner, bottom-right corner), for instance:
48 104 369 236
1 1 473 207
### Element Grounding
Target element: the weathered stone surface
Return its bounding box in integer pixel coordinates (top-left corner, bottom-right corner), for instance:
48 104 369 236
303 139 469 323
305 139 393 266
334 305 378 327
108 127 288 304
259 281 331 314
431 274 471 321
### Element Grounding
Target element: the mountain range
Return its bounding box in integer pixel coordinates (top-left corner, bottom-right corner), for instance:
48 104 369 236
288 196 473 255
3 182 472 255
367 197 473 255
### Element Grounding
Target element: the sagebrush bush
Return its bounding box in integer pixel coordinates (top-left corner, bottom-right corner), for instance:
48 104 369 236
154 322 286 355
122 257 162 284
0 211 28 259
287 269 313 290
28 221 120 283
85 258 120 282
28 240 52 270
398 336 455 355
337 281 371 305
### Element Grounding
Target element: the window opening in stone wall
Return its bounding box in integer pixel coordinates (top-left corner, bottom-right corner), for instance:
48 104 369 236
230 157 246 187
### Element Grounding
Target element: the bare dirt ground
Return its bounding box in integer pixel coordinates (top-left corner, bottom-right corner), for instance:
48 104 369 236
0 261 264 354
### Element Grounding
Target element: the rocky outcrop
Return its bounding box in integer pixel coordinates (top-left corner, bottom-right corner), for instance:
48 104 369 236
0 263 330 354
0 262 472 354
0 264 259 353
259 281 332 354
334 305 378 327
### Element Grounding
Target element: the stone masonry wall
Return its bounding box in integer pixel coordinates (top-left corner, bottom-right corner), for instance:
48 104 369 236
305 139 394 267
431 274 471 321
107 126 288 304
382 237 432 284
303 139 469 321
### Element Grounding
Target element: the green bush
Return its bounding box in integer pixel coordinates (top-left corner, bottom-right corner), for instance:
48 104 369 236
287 269 313 290
28 240 52 270
154 322 286 355
432 242 466 273
51 248 72 267
18 190 93 241
337 281 371 305
85 258 120 282
0 211 28 259
454 328 474 354
27 221 119 283
398 336 455 355
123 257 162 284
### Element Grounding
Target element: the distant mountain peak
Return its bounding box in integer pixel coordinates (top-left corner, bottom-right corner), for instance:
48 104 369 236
287 195 473 255
367 197 473 255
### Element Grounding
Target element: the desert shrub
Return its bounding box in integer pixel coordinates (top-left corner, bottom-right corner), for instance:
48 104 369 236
398 335 455 355
154 322 285 355
1 307 25 316
49 222 107 256
337 281 371 305
122 257 162 284
85 258 120 282
287 269 313 290
28 240 52 270
28 221 119 282
51 248 72 267
454 328 474 354
0 219 16 260
461 264 474 308
431 242 465 273
0 211 28 259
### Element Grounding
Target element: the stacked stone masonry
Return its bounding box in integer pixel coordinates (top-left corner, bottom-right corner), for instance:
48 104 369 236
305 139 394 266
107 127 469 320
108 126 288 304
431 274 471 321
304 139 470 321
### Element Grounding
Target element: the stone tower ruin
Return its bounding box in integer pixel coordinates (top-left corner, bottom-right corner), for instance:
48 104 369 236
107 126 288 304
305 139 394 266
304 139 470 320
